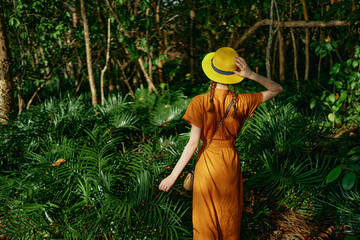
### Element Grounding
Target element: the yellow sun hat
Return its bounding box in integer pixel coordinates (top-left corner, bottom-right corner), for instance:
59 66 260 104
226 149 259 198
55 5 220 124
201 47 244 84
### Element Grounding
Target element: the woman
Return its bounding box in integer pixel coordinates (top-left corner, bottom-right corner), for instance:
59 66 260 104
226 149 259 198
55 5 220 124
159 47 283 239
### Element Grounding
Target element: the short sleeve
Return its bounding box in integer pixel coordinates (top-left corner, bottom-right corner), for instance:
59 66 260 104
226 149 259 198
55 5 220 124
243 92 263 117
183 95 203 128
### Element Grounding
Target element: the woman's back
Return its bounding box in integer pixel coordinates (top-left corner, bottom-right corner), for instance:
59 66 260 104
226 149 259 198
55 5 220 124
183 88 263 145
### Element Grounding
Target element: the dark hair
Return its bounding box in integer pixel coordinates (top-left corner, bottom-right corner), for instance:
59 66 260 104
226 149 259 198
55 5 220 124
231 84 238 119
208 81 217 113
208 81 238 119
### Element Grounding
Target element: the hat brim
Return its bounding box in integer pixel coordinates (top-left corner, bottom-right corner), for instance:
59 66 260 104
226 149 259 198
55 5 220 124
201 52 244 84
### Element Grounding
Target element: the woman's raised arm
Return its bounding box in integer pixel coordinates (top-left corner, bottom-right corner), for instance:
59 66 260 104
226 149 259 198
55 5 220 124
233 56 283 102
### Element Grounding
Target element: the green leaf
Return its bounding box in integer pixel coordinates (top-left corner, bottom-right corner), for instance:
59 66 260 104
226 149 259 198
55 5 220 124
9 17 20 27
127 42 139 61
325 42 333 52
342 171 356 190
326 167 342 183
46 202 60 208
347 146 360 155
160 83 166 89
355 45 360 58
344 236 358 240
352 60 359 68
119 34 125 42
335 117 341 124
310 41 318 47
14 203 46 212
139 1 150 11
327 94 336 104
320 91 327 101
334 81 343 89
330 63 341 75
328 112 335 122
338 91 347 102
320 50 327 58
331 105 340 113
351 81 356 89
310 98 316 109
346 59 353 67
356 72 360 79
348 164 360 171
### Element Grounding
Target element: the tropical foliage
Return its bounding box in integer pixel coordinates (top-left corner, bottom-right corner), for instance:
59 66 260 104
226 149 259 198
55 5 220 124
0 89 193 239
1 85 360 239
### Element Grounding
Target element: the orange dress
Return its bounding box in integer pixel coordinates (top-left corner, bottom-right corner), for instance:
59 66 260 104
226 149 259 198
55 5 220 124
183 88 263 240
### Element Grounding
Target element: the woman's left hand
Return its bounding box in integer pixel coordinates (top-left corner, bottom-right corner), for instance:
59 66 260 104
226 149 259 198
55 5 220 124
233 56 254 79
159 175 176 192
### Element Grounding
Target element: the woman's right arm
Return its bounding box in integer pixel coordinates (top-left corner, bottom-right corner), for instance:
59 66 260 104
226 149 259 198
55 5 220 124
234 56 283 102
158 124 201 192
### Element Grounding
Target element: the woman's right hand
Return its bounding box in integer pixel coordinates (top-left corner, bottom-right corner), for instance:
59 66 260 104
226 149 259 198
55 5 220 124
233 56 254 79
159 175 176 192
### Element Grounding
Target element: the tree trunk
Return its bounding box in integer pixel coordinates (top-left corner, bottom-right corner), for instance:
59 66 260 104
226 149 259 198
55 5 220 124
290 28 299 87
206 5 213 51
100 18 111 105
64 1 78 86
272 34 279 80
266 0 280 79
155 0 164 83
0 1 14 122
80 0 97 107
289 0 299 90
189 7 196 84
278 29 285 82
17 83 25 114
145 8 153 82
301 0 310 81
266 0 274 79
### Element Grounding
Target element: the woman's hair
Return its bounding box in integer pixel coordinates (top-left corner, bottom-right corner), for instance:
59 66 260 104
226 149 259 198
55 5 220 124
208 81 217 113
231 84 238 119
208 81 238 119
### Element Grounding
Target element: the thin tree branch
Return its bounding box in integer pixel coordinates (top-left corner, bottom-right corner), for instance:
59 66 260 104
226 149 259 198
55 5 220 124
114 59 135 99
233 20 351 49
138 57 158 95
25 56 75 109
104 0 130 37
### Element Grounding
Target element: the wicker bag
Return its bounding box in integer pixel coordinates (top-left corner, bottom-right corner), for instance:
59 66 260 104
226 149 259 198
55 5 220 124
183 171 194 191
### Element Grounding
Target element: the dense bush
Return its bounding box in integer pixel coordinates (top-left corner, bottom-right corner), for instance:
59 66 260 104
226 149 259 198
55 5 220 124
311 45 360 127
0 89 192 239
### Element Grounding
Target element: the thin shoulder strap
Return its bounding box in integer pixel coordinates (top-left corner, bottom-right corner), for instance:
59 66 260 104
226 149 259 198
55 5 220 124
200 100 233 155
